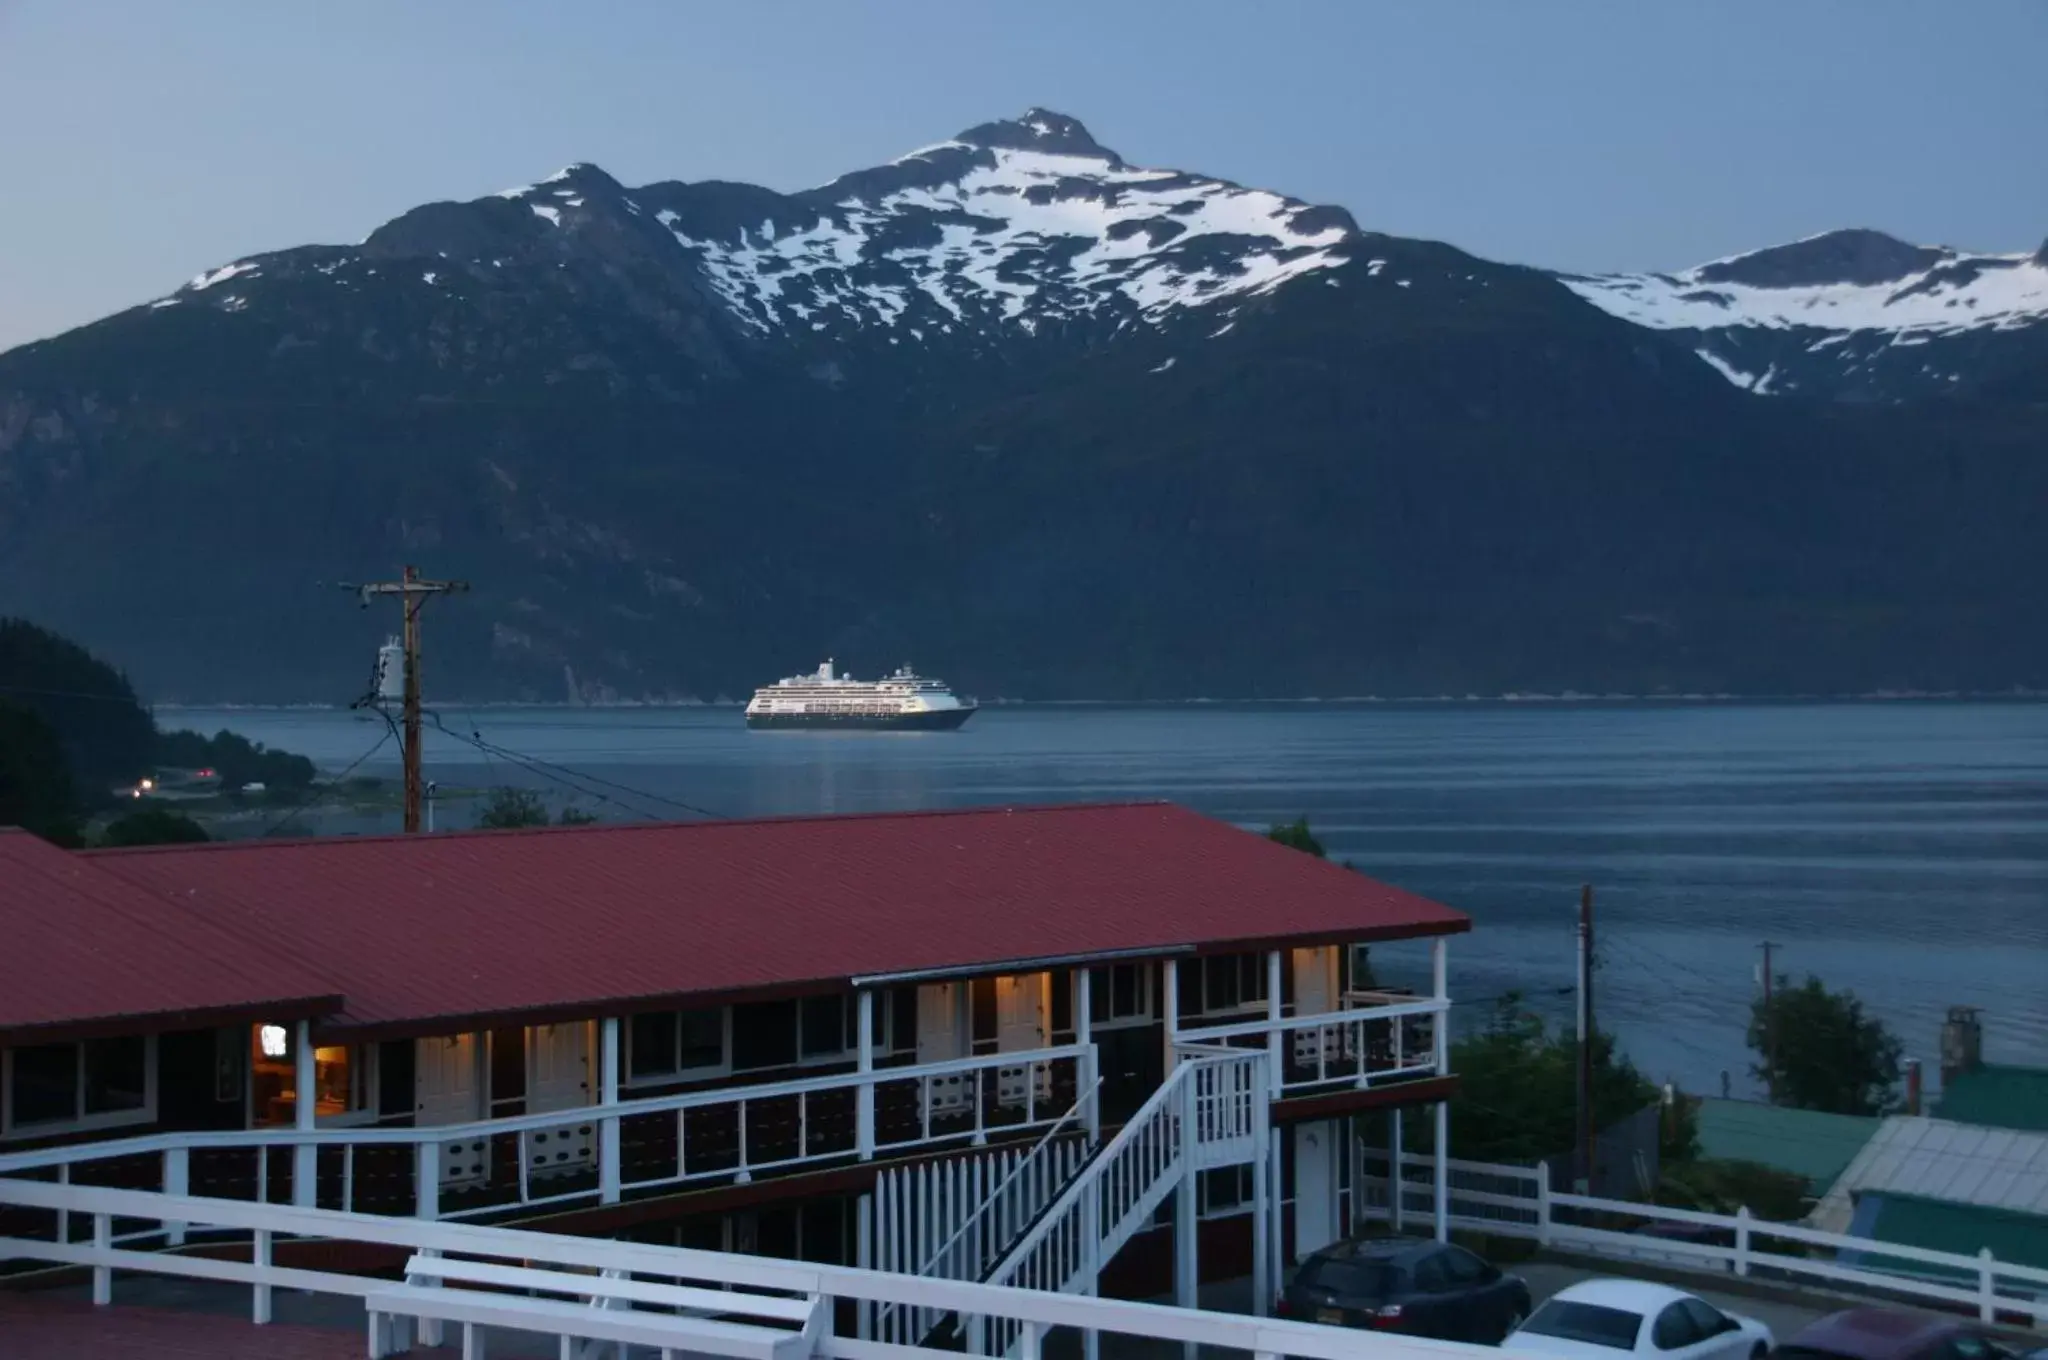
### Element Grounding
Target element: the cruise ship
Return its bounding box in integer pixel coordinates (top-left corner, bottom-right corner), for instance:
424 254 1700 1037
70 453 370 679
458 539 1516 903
744 660 978 731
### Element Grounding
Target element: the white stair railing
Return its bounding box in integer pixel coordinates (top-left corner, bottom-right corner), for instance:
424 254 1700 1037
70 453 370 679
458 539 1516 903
872 1083 1098 1346
972 1050 1267 1356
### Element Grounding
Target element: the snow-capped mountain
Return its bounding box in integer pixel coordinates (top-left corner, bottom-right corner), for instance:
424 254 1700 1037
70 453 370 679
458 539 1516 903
1564 229 2048 401
155 109 1373 353
5 110 2047 703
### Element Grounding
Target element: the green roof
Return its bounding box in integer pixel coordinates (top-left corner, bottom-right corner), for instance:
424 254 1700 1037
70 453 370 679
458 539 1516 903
1933 1064 2048 1133
1857 1192 2048 1276
1695 1098 1880 1191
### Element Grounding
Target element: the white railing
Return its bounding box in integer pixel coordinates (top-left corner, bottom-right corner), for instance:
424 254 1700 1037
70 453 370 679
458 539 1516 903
873 1088 1098 1346
1180 997 1444 1096
974 1050 1268 1356
1356 1152 2048 1331
0 1176 1497 1360
0 1044 1089 1230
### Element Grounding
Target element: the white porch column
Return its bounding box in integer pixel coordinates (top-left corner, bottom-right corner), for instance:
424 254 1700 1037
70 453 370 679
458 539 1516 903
1268 1133 1285 1300
1074 968 1098 1140
1433 1100 1450 1242
292 1020 316 1207
1249 1107 1270 1316
1161 958 1180 1075
1265 950 1283 1097
1431 936 1449 1073
1174 1072 1199 1348
599 1016 621 1203
856 989 876 1159
1389 1108 1404 1231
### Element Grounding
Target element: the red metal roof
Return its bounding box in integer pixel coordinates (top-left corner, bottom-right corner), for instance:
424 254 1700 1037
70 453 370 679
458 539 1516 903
0 829 340 1042
82 803 1467 1037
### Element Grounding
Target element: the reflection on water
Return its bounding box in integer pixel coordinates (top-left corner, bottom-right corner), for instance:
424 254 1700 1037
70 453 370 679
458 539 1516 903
168 701 2048 1098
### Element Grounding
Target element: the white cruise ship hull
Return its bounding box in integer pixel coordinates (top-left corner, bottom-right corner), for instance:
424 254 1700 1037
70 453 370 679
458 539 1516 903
745 705 976 731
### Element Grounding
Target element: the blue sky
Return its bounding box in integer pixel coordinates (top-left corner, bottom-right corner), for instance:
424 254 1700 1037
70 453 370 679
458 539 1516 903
2 0 2042 352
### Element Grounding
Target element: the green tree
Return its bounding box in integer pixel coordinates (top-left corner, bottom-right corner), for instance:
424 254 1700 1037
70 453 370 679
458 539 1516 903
1448 993 1659 1164
99 806 211 847
556 806 599 826
1749 973 1902 1115
160 728 316 791
0 701 83 845
0 618 156 796
1266 817 1326 857
476 787 550 829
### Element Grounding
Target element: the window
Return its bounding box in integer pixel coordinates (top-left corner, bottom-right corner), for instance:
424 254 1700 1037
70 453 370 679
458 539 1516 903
248 1026 374 1126
1295 1256 1400 1298
800 995 854 1060
1519 1301 1644 1352
1178 953 1270 1017
1087 964 1152 1030
1652 1303 1702 1351
1197 1165 1253 1218
628 1007 729 1082
1440 1246 1492 1286
3 1036 155 1136
1411 1254 1452 1293
1679 1300 1729 1340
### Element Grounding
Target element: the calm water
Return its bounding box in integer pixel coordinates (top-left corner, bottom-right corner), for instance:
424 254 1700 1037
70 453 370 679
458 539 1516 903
167 702 2048 1099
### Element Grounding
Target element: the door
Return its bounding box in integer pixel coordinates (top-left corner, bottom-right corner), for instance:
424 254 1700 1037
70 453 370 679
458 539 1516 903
524 1022 595 1178
917 983 970 1114
1291 947 1339 1070
1293 1119 1338 1259
994 974 1050 1107
414 1033 488 1187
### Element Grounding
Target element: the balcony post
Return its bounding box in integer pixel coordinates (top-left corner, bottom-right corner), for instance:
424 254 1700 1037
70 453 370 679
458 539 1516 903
163 1147 189 1246
1432 936 1449 1074
292 1020 316 1208
1162 958 1180 1075
1074 968 1098 1140
1250 1106 1271 1315
1433 1099 1450 1242
1390 1108 1405 1231
1265 950 1283 1097
599 1016 621 1203
857 989 876 1159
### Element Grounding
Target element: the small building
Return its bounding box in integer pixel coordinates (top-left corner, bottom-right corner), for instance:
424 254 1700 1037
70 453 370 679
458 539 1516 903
1695 1097 1880 1197
0 802 1471 1314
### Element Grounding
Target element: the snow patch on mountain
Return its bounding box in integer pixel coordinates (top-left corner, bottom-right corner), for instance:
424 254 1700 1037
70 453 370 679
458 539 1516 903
1566 243 2048 338
663 118 1353 335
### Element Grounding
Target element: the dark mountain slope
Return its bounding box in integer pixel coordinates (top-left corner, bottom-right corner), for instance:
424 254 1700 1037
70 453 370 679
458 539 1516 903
0 113 2041 701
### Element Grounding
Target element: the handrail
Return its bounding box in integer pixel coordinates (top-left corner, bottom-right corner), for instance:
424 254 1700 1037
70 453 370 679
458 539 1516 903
0 1043 1090 1173
1182 996 1444 1042
0 1177 1507 1360
1359 1152 2048 1328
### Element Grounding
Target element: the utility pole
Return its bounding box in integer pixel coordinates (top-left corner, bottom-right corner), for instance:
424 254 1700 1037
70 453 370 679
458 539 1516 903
346 566 468 833
1759 940 1777 1104
1575 883 1596 1193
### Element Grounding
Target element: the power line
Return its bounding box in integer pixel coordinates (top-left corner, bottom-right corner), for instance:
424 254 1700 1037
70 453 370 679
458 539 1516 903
425 712 724 821
252 722 397 838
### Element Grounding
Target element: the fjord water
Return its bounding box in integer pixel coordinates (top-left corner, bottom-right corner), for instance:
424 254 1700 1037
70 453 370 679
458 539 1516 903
179 701 2048 1099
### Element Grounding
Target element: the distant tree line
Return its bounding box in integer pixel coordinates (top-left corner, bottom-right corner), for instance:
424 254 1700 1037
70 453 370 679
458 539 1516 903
0 617 317 847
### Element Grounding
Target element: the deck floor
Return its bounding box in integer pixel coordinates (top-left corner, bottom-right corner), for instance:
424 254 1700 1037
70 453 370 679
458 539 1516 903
0 1294 371 1359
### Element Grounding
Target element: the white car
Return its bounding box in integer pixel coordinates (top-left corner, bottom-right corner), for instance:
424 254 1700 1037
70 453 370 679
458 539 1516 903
1504 1279 1774 1360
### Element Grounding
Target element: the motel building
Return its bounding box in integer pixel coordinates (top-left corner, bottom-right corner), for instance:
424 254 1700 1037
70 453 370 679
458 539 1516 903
0 803 1471 1359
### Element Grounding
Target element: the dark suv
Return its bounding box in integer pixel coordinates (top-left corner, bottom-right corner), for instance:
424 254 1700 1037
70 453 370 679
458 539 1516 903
1281 1236 1531 1344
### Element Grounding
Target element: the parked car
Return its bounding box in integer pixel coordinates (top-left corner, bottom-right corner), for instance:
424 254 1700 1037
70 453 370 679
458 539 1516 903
1777 1308 2027 1360
1281 1235 1531 1343
1503 1279 1773 1360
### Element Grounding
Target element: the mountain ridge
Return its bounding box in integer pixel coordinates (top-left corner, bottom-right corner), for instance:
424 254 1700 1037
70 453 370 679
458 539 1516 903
1 109 2043 704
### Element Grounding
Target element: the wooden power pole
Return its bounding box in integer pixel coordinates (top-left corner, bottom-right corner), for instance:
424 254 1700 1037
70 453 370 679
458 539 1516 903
348 566 468 832
1575 883 1596 1193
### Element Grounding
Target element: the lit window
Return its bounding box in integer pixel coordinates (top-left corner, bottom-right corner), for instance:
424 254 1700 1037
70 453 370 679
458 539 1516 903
259 1025 289 1058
